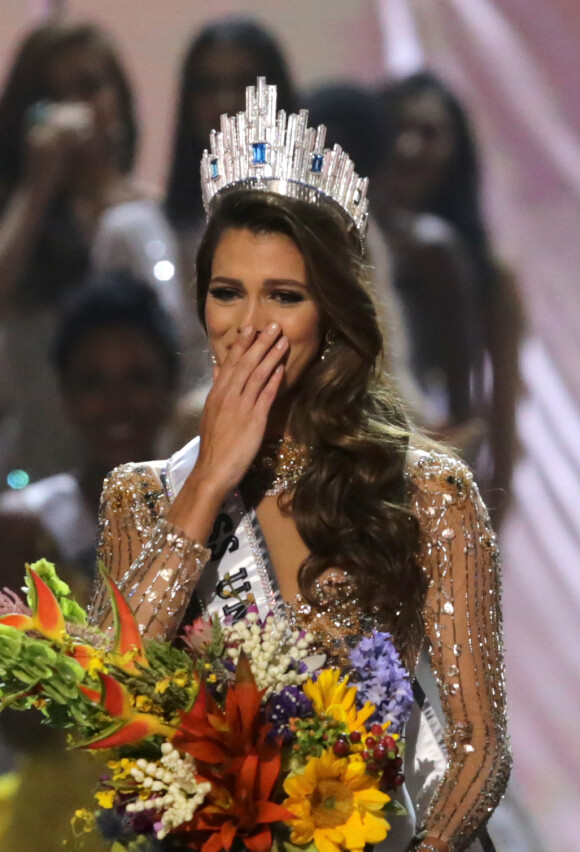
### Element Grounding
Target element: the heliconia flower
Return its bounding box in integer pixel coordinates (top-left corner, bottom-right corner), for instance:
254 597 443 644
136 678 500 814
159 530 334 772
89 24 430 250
0 566 66 641
98 565 147 672
77 671 174 750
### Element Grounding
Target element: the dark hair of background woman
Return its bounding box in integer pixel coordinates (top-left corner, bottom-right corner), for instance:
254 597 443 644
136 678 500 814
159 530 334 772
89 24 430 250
165 17 298 228
53 272 180 390
0 20 138 184
378 71 494 291
196 190 427 663
307 82 385 180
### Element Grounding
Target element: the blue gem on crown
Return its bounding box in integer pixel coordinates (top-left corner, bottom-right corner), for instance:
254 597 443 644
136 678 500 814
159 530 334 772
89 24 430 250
210 158 219 179
310 154 323 174
252 142 267 165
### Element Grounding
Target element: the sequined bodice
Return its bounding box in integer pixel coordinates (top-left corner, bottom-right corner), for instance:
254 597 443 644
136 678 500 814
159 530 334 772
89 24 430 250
91 449 511 852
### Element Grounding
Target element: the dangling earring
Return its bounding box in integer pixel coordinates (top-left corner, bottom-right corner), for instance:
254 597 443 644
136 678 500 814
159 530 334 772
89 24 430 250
320 329 336 361
210 352 218 366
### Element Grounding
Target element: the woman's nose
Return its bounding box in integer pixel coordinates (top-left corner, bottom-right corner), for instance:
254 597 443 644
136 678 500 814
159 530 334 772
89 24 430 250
238 299 271 333
396 129 423 160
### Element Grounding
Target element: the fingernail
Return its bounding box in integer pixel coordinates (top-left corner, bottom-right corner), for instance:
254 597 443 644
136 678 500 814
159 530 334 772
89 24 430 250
242 325 254 337
276 336 288 349
267 322 280 335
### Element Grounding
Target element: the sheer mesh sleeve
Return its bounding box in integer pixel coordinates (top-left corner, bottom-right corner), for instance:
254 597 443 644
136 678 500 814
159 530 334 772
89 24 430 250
409 452 511 852
89 463 210 639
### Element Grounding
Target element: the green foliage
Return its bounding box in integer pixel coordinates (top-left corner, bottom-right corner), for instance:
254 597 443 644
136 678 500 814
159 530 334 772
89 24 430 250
26 558 87 625
0 627 99 729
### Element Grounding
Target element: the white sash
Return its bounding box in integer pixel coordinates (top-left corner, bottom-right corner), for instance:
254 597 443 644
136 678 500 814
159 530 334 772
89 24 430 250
165 437 284 624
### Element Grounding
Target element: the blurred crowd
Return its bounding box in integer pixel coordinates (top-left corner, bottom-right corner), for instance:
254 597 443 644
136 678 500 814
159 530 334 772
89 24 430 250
0 14 524 847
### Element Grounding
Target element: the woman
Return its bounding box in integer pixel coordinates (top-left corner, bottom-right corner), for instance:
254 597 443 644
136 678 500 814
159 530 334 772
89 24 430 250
92 80 510 851
0 20 182 484
374 72 524 524
165 17 298 389
0 274 179 604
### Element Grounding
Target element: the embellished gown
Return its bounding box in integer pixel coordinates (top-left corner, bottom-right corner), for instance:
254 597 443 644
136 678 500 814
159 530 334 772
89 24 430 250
90 437 511 852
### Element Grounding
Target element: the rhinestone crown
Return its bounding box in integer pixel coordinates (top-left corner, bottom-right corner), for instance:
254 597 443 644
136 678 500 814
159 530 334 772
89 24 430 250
200 77 369 243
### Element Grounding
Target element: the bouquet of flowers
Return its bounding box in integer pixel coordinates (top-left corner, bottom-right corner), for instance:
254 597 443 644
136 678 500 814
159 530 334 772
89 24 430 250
0 560 414 852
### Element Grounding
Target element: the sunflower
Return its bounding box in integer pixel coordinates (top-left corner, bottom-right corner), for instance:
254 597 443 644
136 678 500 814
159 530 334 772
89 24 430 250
283 748 390 852
303 669 375 733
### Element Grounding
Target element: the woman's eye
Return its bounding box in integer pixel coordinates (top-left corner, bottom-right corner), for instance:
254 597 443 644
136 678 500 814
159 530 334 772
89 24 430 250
208 287 240 302
271 290 305 304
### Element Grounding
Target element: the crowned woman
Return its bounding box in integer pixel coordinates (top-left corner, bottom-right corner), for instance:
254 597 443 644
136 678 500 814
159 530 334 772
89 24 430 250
90 78 511 852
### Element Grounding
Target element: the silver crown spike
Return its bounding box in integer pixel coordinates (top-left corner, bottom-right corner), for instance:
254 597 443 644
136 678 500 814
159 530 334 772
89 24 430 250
200 76 369 245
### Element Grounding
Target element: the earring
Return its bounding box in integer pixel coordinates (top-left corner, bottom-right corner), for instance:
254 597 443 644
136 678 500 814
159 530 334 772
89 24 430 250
320 329 336 361
210 352 218 366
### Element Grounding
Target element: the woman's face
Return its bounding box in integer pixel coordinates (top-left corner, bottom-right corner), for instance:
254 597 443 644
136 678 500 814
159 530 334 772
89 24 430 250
205 228 323 393
44 43 122 152
386 90 456 209
63 325 174 471
187 44 258 142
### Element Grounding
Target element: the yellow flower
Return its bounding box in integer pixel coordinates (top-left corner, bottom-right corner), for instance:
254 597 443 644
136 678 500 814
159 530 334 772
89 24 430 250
283 749 390 852
71 808 96 836
154 669 191 693
135 695 154 712
108 757 137 780
81 646 107 678
303 669 375 732
95 789 117 809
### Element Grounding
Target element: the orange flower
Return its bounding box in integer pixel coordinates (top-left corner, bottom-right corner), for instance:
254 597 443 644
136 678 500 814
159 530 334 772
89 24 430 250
191 752 293 852
173 652 291 852
174 651 271 771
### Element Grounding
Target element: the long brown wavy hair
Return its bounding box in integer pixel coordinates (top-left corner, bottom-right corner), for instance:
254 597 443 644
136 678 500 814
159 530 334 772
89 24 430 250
196 190 427 659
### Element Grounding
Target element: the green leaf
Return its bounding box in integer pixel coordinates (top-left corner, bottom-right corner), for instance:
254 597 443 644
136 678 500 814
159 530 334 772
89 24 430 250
25 559 70 601
384 798 408 816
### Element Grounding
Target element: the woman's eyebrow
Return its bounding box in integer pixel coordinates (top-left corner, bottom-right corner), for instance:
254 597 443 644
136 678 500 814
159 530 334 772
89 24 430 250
209 276 243 285
263 278 309 289
209 276 309 289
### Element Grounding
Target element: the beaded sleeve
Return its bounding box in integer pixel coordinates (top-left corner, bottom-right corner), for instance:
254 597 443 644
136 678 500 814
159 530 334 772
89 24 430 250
409 452 512 851
89 463 210 639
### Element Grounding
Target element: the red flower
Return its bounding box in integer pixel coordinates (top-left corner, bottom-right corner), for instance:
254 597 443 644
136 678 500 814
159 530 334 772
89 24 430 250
174 651 271 771
191 753 293 852
173 652 293 851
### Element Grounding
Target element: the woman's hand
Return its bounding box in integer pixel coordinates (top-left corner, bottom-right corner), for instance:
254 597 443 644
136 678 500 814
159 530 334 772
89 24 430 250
195 322 288 495
166 323 287 544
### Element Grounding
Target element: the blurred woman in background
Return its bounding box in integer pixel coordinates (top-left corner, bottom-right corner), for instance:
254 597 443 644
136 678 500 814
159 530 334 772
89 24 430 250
374 72 524 524
164 16 298 398
0 20 183 485
0 274 179 603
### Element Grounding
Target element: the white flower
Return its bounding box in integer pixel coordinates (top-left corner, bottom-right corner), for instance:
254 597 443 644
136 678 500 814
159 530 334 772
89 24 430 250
221 613 314 696
126 741 211 837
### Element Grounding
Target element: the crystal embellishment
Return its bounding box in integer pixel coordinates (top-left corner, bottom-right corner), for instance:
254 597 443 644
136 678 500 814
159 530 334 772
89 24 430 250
200 76 369 244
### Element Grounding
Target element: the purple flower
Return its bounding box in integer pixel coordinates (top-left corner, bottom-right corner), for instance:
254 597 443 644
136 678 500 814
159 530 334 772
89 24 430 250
266 685 313 743
349 631 413 734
